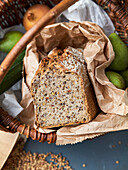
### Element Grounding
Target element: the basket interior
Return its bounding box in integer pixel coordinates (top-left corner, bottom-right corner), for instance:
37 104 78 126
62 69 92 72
0 0 127 44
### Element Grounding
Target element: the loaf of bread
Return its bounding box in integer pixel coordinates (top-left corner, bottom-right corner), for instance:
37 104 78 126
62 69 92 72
31 47 98 128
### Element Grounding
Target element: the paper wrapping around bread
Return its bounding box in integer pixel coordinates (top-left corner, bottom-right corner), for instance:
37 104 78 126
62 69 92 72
30 48 98 128
20 21 128 145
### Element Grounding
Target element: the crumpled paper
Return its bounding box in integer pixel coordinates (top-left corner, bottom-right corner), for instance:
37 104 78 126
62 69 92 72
59 0 115 36
123 88 128 106
20 21 128 145
0 91 23 117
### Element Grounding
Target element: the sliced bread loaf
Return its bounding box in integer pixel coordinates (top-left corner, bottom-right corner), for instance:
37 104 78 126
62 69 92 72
31 47 98 128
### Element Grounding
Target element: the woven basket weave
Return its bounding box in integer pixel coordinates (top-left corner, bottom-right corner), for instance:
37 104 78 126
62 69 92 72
0 0 128 144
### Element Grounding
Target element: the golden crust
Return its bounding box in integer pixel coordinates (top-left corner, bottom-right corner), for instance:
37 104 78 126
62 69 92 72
38 120 90 129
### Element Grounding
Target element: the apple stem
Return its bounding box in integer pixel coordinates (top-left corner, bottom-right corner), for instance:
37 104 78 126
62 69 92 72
27 12 35 21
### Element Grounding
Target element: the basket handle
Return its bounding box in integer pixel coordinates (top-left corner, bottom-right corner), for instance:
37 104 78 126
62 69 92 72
0 0 78 83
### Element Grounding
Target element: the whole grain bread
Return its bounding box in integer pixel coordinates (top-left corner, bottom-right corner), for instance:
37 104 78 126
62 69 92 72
31 47 98 128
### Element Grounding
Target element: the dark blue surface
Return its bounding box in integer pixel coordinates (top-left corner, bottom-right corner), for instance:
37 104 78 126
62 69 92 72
24 130 128 170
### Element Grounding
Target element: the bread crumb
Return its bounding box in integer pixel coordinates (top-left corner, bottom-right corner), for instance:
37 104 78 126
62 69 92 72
116 160 119 164
82 164 86 167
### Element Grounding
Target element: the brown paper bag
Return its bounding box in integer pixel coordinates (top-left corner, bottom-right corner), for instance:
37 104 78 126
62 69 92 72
0 131 19 169
20 21 128 145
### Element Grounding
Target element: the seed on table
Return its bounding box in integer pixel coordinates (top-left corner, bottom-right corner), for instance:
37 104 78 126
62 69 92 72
116 160 119 164
118 141 121 144
82 163 86 167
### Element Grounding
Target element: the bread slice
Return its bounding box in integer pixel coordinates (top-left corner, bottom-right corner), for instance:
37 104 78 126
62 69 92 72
31 47 98 128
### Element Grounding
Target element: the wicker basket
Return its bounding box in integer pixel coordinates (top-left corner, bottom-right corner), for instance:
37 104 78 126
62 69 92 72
0 0 128 144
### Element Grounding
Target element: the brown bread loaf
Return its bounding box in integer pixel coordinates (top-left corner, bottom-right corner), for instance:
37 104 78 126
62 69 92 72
31 47 98 128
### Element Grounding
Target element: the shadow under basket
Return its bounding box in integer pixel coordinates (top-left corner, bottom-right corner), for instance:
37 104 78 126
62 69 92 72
0 0 128 144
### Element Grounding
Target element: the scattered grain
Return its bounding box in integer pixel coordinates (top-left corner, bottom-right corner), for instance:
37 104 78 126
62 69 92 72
3 138 73 170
